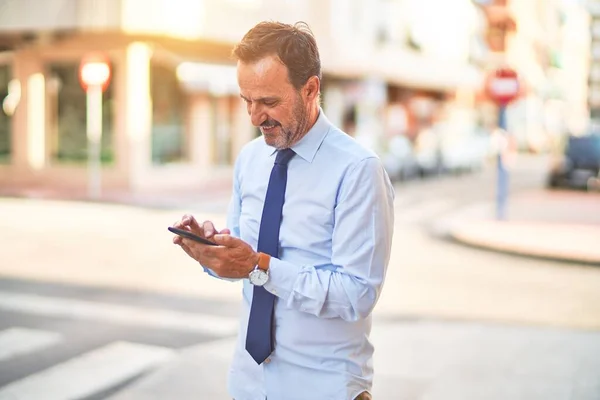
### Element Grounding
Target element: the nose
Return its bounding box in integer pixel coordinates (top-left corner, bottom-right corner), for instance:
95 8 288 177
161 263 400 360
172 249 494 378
248 102 266 127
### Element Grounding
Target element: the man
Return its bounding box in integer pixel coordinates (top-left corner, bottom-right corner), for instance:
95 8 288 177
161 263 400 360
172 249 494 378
172 21 394 400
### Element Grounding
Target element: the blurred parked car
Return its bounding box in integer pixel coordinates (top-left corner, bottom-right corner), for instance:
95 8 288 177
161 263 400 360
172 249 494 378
414 127 442 177
382 135 420 182
440 133 490 174
548 133 600 190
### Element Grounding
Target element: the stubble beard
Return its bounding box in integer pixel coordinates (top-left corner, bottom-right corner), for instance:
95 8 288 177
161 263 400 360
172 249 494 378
277 95 308 150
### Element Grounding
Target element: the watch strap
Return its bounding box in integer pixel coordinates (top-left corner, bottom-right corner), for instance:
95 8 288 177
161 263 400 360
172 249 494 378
257 252 271 271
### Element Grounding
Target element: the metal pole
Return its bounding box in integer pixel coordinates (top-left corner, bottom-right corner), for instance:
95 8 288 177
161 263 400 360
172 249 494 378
496 105 508 220
86 85 103 199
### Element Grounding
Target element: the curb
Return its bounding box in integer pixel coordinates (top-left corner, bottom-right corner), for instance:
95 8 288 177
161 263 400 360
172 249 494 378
429 203 600 268
446 228 600 267
0 187 233 212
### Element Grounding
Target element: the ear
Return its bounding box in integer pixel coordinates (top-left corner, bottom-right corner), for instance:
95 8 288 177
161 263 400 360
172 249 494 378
303 76 320 102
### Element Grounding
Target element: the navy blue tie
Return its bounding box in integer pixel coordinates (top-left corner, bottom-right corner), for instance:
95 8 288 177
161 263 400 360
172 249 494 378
246 148 295 364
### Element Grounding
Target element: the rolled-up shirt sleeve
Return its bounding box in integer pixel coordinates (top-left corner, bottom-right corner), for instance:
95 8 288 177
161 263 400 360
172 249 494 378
263 157 395 321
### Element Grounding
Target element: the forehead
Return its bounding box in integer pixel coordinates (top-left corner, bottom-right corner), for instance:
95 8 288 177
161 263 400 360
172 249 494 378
236 56 293 98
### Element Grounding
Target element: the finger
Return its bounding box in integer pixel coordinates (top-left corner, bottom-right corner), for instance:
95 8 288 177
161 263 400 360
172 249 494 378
173 235 183 245
181 239 201 259
179 243 195 259
181 214 199 229
174 214 194 229
203 220 217 238
181 239 220 263
212 234 234 247
189 216 202 230
219 228 231 235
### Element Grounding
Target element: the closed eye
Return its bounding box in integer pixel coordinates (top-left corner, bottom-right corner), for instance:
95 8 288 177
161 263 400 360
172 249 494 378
240 95 279 108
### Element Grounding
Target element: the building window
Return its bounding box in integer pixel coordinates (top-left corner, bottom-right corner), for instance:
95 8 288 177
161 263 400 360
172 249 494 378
151 63 186 164
0 65 11 163
210 96 235 166
48 63 114 163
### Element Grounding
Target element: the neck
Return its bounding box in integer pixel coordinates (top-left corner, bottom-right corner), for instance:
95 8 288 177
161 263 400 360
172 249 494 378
305 103 320 131
289 103 320 147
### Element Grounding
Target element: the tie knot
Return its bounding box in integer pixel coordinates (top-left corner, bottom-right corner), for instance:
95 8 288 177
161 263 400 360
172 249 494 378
274 148 295 166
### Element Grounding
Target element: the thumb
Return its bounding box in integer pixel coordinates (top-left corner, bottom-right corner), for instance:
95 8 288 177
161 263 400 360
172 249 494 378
212 233 233 247
219 228 231 235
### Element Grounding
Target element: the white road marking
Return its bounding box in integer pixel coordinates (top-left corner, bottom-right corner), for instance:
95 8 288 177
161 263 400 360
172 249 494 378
0 327 63 362
0 341 174 400
0 291 239 337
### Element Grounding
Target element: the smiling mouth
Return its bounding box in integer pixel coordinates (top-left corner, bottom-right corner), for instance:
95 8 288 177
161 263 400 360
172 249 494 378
260 124 280 133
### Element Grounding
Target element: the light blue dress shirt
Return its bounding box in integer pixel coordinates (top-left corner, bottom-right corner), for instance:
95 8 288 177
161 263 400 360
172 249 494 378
206 110 394 400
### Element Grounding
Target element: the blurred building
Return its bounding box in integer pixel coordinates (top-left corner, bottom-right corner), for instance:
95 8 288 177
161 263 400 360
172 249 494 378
476 0 590 152
0 0 489 193
588 0 600 124
0 0 264 193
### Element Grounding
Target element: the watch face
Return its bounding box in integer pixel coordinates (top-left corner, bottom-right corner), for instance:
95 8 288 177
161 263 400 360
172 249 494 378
249 268 269 286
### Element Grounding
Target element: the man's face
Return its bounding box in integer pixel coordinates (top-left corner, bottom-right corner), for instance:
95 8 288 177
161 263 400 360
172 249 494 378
237 56 308 149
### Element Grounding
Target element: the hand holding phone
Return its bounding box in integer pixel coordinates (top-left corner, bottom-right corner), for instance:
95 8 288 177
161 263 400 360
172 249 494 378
168 226 218 246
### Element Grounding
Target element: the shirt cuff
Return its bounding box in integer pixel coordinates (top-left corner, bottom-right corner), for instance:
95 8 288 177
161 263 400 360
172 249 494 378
202 266 240 282
263 257 302 298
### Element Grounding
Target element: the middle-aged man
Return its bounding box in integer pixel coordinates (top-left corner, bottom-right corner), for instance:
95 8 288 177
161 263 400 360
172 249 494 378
172 21 394 400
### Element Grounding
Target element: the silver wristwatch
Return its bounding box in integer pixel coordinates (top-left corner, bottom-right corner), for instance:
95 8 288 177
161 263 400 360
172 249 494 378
248 266 269 286
248 252 270 286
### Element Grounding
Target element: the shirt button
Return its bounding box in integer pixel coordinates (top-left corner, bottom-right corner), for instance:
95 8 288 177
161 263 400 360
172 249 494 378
264 357 271 364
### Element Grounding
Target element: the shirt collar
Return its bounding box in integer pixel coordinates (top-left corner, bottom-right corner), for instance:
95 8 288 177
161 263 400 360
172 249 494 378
268 108 331 163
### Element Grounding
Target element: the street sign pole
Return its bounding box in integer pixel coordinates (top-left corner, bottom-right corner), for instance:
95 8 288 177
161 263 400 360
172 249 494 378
86 84 103 199
486 67 519 221
79 53 111 200
496 105 508 220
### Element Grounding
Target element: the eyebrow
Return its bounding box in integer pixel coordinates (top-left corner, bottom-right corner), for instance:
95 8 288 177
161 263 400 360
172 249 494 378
240 94 279 103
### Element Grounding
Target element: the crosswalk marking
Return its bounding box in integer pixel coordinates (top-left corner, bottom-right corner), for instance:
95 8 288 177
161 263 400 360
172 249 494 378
396 199 457 223
0 327 63 362
0 341 174 400
0 291 239 337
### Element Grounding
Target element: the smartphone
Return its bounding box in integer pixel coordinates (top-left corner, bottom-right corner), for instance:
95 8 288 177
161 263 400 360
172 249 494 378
168 226 218 246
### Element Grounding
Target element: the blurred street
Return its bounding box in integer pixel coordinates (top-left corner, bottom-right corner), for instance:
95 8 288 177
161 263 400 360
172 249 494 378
0 154 599 399
1 0 599 398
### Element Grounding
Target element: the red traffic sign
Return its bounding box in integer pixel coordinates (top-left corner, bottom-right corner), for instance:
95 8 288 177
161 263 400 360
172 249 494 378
486 67 519 106
79 53 111 92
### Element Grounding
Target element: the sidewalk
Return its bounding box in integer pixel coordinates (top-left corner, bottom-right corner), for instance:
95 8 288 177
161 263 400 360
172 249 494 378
109 319 600 400
434 189 600 266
